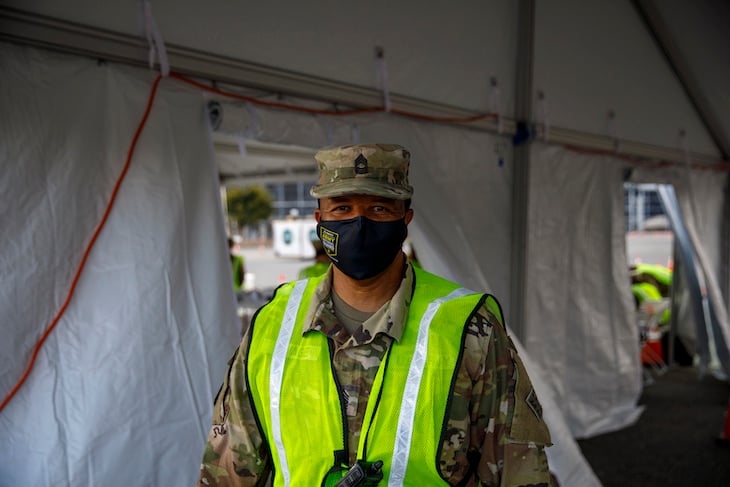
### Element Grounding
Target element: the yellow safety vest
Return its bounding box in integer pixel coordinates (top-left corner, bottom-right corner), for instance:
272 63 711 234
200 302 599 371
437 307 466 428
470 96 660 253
245 268 486 486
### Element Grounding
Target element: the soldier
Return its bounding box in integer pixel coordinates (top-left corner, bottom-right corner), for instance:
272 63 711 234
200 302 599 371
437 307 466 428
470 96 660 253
228 237 245 292
199 143 553 486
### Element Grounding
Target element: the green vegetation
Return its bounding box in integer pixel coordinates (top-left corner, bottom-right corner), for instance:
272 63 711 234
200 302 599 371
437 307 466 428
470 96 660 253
226 185 273 230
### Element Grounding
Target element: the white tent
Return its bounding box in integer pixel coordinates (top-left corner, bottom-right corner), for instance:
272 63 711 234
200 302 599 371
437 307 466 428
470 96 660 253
1 1 728 486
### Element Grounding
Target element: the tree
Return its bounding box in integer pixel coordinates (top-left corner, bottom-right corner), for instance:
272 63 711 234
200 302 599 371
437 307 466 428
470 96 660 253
226 185 273 230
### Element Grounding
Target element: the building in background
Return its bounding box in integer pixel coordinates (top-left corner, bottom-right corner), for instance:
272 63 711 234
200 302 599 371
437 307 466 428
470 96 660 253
625 183 670 232
266 181 317 220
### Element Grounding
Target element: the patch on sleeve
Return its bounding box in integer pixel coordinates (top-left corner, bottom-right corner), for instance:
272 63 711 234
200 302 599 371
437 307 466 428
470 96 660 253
526 387 543 420
509 352 552 445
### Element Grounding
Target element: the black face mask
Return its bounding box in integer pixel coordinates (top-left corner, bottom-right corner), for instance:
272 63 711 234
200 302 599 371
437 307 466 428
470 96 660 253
317 216 408 280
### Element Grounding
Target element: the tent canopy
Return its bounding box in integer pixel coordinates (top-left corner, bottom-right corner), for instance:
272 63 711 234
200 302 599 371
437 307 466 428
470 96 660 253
2 0 728 160
2 1 729 486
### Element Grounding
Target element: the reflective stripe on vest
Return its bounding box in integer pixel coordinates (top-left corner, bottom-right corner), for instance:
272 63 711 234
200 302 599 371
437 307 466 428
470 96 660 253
246 269 484 486
269 279 308 486
388 286 475 485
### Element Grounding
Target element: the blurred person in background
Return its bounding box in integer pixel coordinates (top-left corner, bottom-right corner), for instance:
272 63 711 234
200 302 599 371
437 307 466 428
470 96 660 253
228 237 245 292
299 236 331 279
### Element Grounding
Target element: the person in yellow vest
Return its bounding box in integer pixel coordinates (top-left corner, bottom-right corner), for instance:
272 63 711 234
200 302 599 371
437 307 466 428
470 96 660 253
631 263 672 298
228 237 245 292
298 237 331 279
630 264 672 326
199 144 553 486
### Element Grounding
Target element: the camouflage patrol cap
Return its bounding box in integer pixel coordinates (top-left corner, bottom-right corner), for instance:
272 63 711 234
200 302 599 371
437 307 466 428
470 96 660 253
310 143 413 200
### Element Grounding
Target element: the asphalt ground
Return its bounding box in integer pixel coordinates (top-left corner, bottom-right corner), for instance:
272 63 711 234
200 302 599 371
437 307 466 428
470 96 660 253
577 365 730 487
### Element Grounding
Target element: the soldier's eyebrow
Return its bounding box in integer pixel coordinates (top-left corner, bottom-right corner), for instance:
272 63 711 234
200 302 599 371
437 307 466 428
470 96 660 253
329 196 353 203
324 197 354 208
323 195 401 208
370 198 404 210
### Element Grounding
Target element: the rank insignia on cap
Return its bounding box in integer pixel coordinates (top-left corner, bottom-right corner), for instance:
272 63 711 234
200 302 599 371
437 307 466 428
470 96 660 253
354 154 368 174
310 143 413 200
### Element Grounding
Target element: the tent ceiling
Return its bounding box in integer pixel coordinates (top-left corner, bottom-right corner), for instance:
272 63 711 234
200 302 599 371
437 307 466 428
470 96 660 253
635 0 730 159
1 0 727 165
0 1 519 114
533 0 725 158
0 4 505 133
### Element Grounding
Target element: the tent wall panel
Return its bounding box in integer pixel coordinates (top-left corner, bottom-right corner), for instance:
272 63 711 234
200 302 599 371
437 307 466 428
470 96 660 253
524 142 643 438
673 170 730 374
0 44 240 486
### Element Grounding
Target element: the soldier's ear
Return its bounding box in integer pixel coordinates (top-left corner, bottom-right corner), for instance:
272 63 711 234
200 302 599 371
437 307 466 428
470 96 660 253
404 208 414 225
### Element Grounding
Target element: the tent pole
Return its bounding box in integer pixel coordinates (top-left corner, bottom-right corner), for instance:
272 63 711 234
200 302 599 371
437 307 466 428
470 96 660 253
657 186 712 368
720 178 730 370
509 0 536 342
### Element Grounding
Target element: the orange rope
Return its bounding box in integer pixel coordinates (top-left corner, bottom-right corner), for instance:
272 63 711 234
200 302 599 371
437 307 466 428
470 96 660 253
0 74 164 413
562 144 729 172
169 72 498 124
171 72 726 170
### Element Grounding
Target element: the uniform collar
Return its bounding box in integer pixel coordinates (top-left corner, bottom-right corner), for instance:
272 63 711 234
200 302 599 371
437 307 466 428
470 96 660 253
303 262 414 344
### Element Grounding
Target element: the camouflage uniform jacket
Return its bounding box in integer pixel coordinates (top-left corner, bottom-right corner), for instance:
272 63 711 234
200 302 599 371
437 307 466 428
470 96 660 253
198 264 553 486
